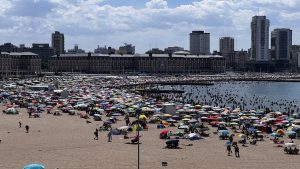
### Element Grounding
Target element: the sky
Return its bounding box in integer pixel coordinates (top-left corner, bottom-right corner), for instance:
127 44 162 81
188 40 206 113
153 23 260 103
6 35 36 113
0 0 300 53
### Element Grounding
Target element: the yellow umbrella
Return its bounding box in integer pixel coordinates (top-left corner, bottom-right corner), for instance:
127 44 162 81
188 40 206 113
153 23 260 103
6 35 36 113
139 114 147 119
163 114 172 117
195 105 201 108
287 126 294 131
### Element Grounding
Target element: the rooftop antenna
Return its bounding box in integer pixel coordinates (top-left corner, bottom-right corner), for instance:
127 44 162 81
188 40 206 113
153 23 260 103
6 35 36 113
257 8 260 16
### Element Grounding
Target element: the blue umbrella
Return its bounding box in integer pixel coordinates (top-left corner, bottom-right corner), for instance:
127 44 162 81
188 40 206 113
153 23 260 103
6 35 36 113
247 128 257 133
218 130 229 135
23 164 45 169
286 131 296 135
270 133 282 137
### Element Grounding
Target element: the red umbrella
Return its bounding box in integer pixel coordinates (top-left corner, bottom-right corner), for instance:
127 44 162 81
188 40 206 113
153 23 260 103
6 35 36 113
160 130 170 136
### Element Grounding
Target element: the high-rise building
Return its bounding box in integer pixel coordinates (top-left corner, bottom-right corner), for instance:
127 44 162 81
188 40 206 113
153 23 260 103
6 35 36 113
271 28 292 61
219 37 234 54
289 45 300 72
189 31 210 55
251 16 270 62
51 31 65 54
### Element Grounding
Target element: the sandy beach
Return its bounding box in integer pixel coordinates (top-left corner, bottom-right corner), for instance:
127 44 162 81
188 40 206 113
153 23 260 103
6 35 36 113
1 105 300 169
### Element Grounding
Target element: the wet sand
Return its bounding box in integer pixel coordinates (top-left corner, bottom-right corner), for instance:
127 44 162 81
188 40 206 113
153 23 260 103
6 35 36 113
1 106 300 169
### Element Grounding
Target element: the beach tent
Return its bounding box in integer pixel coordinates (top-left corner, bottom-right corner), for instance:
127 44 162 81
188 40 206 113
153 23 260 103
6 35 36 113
23 164 45 169
4 108 18 114
187 133 201 140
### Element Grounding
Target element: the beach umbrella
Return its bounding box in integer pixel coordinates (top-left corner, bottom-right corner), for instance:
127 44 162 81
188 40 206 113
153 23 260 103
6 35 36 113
218 122 226 125
183 115 192 118
276 129 285 135
250 116 259 120
231 119 239 122
139 114 147 119
195 105 201 109
188 133 201 140
182 118 190 121
172 115 180 120
153 114 162 117
160 130 170 136
218 130 229 135
178 125 189 129
23 164 45 169
188 119 198 123
112 113 122 116
230 122 239 126
271 133 282 137
163 114 172 117
166 118 176 123
161 120 170 125
286 131 296 135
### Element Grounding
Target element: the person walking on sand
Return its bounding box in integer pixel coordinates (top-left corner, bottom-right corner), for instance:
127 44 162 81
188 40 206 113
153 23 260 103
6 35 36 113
234 145 240 158
107 129 112 142
25 125 29 133
19 121 22 128
94 129 99 140
226 145 232 156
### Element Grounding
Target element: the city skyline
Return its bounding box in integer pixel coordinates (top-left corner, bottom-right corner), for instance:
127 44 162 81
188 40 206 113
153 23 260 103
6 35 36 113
0 0 300 53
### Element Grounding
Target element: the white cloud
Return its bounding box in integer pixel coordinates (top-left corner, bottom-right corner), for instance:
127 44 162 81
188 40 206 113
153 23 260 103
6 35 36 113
279 12 300 21
146 0 168 9
0 0 12 16
0 0 299 53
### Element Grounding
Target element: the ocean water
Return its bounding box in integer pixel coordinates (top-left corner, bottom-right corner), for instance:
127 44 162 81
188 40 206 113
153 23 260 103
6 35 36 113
167 81 300 112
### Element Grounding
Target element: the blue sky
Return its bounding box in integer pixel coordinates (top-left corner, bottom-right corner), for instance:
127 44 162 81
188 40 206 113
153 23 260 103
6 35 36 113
0 0 300 53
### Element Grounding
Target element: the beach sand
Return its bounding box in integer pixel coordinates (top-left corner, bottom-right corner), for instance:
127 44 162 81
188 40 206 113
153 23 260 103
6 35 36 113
1 106 300 169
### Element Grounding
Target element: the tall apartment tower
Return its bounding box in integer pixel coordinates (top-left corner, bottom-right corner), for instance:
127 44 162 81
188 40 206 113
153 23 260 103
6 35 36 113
219 37 234 54
271 28 292 61
251 16 270 62
52 31 65 54
189 31 210 55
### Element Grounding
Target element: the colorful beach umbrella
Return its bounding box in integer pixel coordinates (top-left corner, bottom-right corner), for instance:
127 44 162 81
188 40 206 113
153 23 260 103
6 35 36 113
23 164 45 169
271 132 282 137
